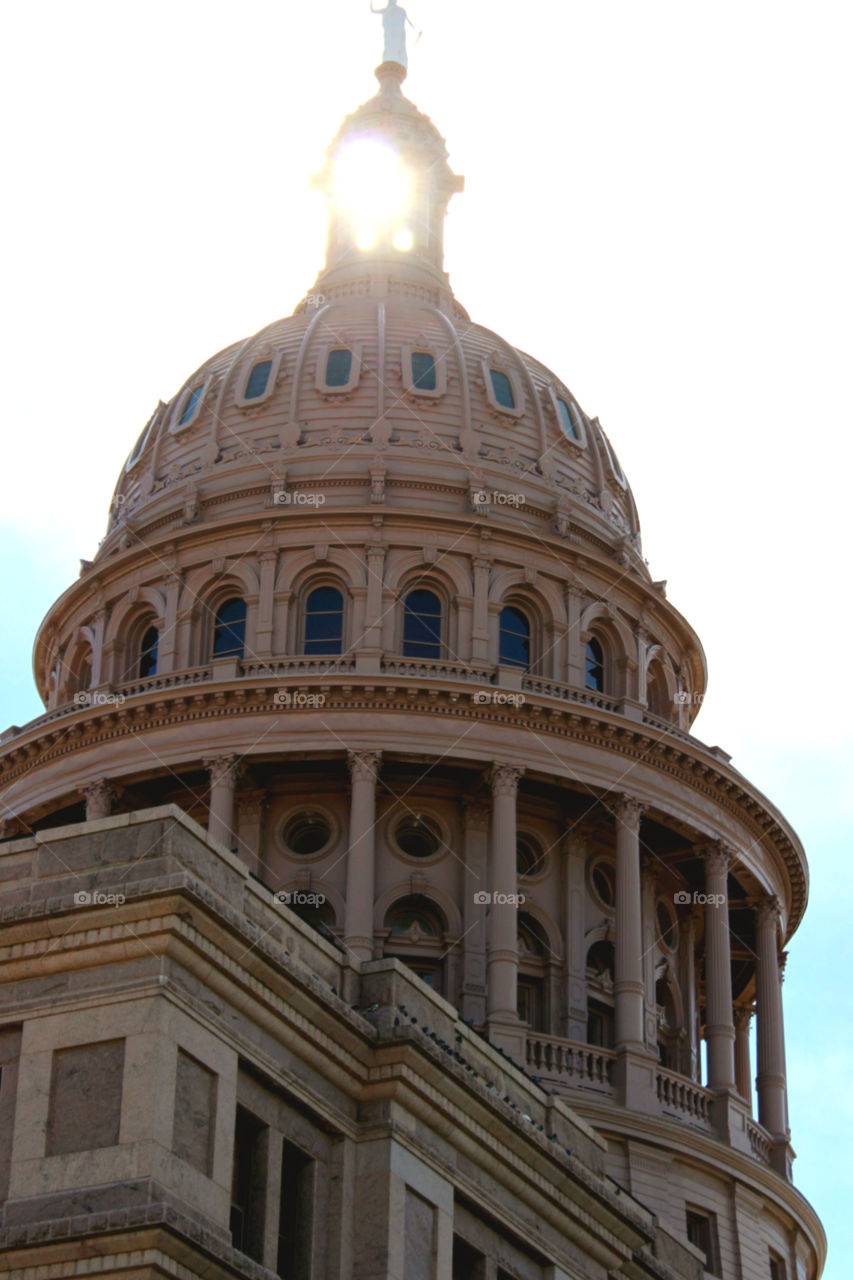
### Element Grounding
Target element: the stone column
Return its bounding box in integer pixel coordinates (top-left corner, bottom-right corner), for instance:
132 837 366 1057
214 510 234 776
734 1004 755 1110
755 898 790 1143
563 831 589 1041
83 779 115 821
343 751 382 962
471 558 491 663
641 856 659 1056
461 801 490 1025
703 844 736 1091
680 907 699 1081
204 755 241 849
235 790 266 878
487 764 523 1032
613 795 645 1051
255 551 278 658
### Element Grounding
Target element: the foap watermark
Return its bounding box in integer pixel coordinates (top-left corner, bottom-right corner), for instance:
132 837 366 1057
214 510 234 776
675 691 705 706
472 690 526 708
73 890 126 907
275 890 327 907
74 691 126 708
304 293 326 310
473 891 526 906
674 890 726 908
473 490 526 508
273 489 326 507
273 690 327 708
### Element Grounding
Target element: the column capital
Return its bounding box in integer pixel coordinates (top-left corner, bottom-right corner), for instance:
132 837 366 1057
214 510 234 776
702 840 735 877
347 749 382 785
612 793 644 832
203 754 243 790
755 895 783 930
82 778 117 818
489 763 523 797
734 1003 755 1032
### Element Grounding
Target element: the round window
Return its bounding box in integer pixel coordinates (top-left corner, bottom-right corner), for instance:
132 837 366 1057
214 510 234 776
590 860 616 909
517 834 546 878
656 900 678 950
394 813 444 859
283 811 333 857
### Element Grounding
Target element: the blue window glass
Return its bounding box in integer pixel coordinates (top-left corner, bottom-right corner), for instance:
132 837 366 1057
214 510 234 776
179 383 204 426
402 589 442 659
325 349 353 388
411 351 437 391
585 637 604 691
138 625 159 679
304 586 344 655
499 605 530 669
490 369 515 409
245 360 272 401
212 597 247 659
557 398 579 440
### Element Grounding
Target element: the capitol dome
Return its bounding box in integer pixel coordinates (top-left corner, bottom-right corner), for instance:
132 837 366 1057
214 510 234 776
0 53 824 1280
104 64 643 581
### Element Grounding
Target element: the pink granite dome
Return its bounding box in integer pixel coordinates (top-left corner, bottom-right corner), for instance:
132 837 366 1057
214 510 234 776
101 65 645 577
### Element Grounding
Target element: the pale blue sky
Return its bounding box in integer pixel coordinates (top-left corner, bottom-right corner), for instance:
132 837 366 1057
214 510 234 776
1 2 850 1271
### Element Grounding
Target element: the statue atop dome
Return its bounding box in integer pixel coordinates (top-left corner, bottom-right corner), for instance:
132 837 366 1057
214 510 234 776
370 0 415 68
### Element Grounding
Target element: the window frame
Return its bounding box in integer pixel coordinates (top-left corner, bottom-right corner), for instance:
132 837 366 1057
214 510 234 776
548 386 587 447
301 582 346 657
212 596 248 661
125 404 162 472
315 343 362 395
498 602 533 671
597 424 628 488
401 344 447 398
235 350 283 408
584 635 606 692
137 622 160 680
401 586 444 660
685 1206 722 1277
171 375 212 434
481 359 525 418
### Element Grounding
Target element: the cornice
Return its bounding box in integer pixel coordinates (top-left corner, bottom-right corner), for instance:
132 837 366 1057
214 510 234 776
0 677 807 935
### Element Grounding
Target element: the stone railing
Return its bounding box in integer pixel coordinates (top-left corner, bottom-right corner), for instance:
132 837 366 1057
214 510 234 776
747 1119 773 1164
380 656 494 684
116 667 214 698
240 656 357 678
520 675 620 713
655 1068 712 1128
525 1035 615 1094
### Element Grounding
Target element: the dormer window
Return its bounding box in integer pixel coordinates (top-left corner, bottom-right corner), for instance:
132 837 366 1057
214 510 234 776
316 344 361 394
326 349 352 387
402 346 446 398
412 352 436 390
245 360 272 401
490 369 515 409
598 427 627 487
557 398 579 440
482 361 524 416
178 383 204 427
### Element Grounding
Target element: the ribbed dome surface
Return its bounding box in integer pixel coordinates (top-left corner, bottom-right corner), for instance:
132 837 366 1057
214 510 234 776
106 292 644 573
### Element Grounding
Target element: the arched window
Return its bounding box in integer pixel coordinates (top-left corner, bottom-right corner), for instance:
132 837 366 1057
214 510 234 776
490 369 515 409
411 351 437 391
212 597 247 659
138 624 159 678
647 661 670 718
304 586 344 655
244 360 272 401
384 894 447 991
585 939 615 1048
325 348 352 387
585 637 604 692
402 589 442 659
517 913 548 1031
556 397 580 441
499 605 530 670
178 383 204 426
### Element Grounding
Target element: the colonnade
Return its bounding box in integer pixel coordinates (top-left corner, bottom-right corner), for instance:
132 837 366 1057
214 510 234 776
79 758 791 1168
